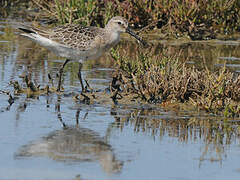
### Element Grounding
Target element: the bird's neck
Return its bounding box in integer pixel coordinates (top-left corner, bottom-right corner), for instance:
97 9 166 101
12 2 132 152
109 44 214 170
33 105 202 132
110 31 120 45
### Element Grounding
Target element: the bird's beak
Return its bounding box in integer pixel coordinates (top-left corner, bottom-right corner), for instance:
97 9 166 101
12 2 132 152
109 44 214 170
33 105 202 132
126 27 148 47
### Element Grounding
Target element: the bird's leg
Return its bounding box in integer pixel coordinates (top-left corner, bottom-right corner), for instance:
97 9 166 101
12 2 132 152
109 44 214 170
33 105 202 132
78 62 86 92
57 59 70 92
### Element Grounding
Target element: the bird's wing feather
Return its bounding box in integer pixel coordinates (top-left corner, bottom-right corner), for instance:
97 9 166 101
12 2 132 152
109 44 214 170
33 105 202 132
17 23 105 51
48 24 104 51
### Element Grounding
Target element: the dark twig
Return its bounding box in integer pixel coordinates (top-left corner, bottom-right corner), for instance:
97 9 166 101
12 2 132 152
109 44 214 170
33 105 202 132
24 75 37 92
48 73 54 87
80 92 90 104
85 79 93 92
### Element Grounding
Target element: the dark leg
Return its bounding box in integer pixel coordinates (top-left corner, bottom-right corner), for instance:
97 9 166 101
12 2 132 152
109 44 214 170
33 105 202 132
57 59 70 92
78 62 86 92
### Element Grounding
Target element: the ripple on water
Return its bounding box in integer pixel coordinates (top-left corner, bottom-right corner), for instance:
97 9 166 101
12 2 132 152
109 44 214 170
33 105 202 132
0 23 240 180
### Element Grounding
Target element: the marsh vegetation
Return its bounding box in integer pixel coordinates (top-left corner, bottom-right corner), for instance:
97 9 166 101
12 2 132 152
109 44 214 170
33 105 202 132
0 1 240 180
2 0 239 40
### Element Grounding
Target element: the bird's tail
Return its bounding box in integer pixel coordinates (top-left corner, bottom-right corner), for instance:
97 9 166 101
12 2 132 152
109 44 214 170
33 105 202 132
11 22 49 39
18 27 36 34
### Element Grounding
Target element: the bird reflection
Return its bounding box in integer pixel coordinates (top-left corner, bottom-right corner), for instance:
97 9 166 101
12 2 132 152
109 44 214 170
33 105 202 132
15 95 123 174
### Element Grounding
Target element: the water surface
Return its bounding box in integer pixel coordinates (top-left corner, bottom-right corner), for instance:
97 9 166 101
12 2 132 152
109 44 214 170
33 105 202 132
0 22 240 180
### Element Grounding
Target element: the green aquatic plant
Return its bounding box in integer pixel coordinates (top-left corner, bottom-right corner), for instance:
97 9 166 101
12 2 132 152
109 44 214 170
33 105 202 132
110 47 240 117
54 0 97 25
1 0 240 39
31 0 98 25
30 0 240 39
31 0 117 26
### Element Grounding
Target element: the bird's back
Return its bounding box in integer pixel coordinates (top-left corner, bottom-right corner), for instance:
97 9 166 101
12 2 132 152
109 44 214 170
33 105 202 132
49 24 105 51
18 23 115 61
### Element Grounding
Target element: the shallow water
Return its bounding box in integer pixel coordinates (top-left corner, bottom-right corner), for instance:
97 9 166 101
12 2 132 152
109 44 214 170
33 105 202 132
0 22 240 180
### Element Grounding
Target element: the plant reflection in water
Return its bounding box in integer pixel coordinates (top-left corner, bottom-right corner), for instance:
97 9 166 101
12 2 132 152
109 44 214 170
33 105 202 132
110 105 240 166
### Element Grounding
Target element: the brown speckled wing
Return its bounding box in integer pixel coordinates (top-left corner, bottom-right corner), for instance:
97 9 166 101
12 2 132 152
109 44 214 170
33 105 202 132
47 24 103 51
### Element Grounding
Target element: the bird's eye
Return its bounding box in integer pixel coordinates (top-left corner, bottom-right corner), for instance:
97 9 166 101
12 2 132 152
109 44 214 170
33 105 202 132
117 22 122 25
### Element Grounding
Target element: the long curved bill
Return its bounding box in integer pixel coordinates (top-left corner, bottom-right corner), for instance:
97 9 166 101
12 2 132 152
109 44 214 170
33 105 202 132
126 27 148 47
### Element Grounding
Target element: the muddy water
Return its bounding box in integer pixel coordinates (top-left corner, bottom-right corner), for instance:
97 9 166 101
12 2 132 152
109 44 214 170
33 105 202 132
0 22 240 180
